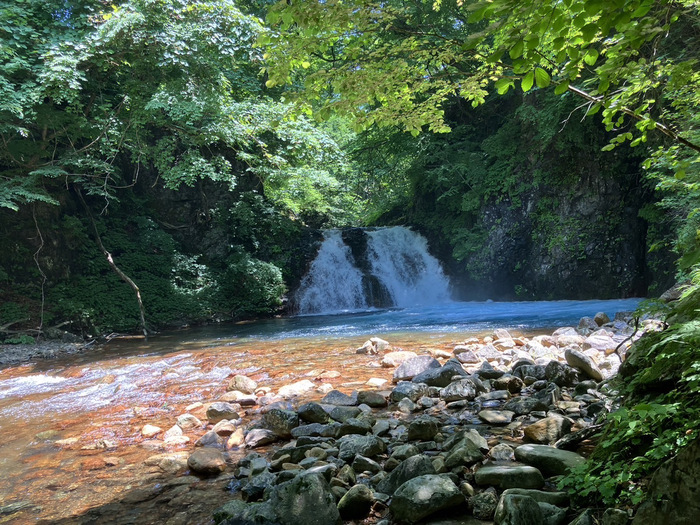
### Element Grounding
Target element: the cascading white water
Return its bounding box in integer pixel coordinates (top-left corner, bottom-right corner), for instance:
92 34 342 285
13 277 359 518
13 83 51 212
296 226 451 314
296 230 368 314
367 226 451 307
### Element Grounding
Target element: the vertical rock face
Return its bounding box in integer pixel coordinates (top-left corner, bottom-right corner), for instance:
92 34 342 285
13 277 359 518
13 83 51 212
632 437 700 525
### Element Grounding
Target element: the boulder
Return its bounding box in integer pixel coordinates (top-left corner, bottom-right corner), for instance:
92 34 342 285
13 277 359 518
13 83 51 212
187 448 226 475
337 484 374 520
268 472 342 525
478 410 515 425
356 390 388 408
337 434 386 462
475 465 544 489
321 390 357 406
440 378 480 402
390 381 428 403
514 444 585 477
377 454 437 495
565 348 604 381
393 355 441 383
390 474 465 524
381 351 418 368
407 415 439 441
261 409 299 438
278 380 316 398
594 312 611 326
206 402 239 424
245 428 279 448
544 361 579 387
298 402 331 424
228 374 258 394
412 360 468 387
494 493 543 525
500 488 568 507
503 396 548 415
471 487 499 520
523 415 572 444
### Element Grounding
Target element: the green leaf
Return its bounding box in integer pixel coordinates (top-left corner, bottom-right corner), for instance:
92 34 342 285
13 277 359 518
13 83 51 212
554 81 570 95
521 71 534 92
581 23 598 41
494 78 513 95
509 40 524 60
584 48 599 66
534 68 551 88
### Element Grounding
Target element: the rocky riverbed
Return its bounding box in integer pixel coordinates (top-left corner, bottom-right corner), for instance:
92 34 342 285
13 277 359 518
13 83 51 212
93 310 658 525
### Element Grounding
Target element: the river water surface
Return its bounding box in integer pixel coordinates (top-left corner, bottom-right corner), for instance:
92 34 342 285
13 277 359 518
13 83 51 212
0 299 640 524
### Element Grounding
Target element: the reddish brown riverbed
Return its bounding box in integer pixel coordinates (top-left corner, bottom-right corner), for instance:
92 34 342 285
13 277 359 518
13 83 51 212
0 329 498 524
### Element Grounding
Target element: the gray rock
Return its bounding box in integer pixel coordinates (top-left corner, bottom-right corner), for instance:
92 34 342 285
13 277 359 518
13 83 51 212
444 438 486 468
213 499 278 525
578 316 599 332
337 434 386 462
477 361 506 379
503 396 548 415
407 415 439 441
291 423 339 439
390 474 465 524
489 443 516 462
413 360 468 387
194 430 225 448
471 487 499 520
377 454 437 495
228 374 258 394
390 381 428 403
187 448 226 475
267 471 341 525
298 402 331 424
245 428 279 448
538 502 568 525
494 493 544 525
337 417 372 437
206 402 240 424
523 415 572 444
514 365 546 381
568 509 594 525
242 471 276 502
565 348 604 381
337 484 374 520
352 455 382 474
545 361 579 387
594 312 611 326
500 488 569 507
393 355 441 383
329 405 362 422
390 443 420 461
494 375 524 394
321 390 357 406
478 409 515 425
455 349 480 364
475 465 544 489
440 378 479 402
514 444 585 476
261 408 299 438
356 390 387 407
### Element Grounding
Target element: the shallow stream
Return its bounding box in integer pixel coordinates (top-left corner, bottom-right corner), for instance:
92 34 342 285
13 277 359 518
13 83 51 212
0 299 640 524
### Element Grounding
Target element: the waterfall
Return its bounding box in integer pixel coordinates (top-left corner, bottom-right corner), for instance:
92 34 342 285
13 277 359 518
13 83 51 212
295 230 368 314
296 226 451 314
366 226 451 307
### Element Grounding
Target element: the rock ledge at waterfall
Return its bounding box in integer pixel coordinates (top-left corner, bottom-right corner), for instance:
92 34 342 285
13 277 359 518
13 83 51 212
145 311 663 524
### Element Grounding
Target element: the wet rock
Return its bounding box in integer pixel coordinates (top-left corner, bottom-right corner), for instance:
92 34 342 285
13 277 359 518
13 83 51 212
366 377 388 387
194 430 224 449
594 312 611 326
444 430 488 468
206 402 240 424
390 474 465 524
337 417 372 437
291 423 339 439
356 390 387 408
454 348 480 364
514 444 585 476
413 359 468 387
187 448 226 475
261 408 299 438
578 317 599 332
565 348 603 381
440 378 480 402
381 351 418 368
501 488 568 507
220 390 257 406
228 374 258 394
298 402 331 424
494 493 543 525
337 484 374 520
489 444 516 462
245 428 278 448
471 487 499 520
242 471 277 501
514 365 546 381
523 415 572 444
393 355 441 382
390 381 428 403
377 454 437 495
407 415 439 441
478 409 515 425
494 375 524 394
476 361 506 379
212 420 237 437
278 380 316 398
544 361 579 387
338 434 385 462
390 443 420 461
475 465 544 489
503 396 548 415
321 389 357 406
329 405 361 422
569 509 595 525
227 428 245 448
352 454 382 474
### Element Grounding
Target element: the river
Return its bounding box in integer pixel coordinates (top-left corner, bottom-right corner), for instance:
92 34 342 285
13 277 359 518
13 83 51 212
0 299 640 524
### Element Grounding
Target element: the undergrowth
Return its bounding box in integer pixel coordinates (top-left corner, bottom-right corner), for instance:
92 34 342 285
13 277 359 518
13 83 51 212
560 266 700 507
